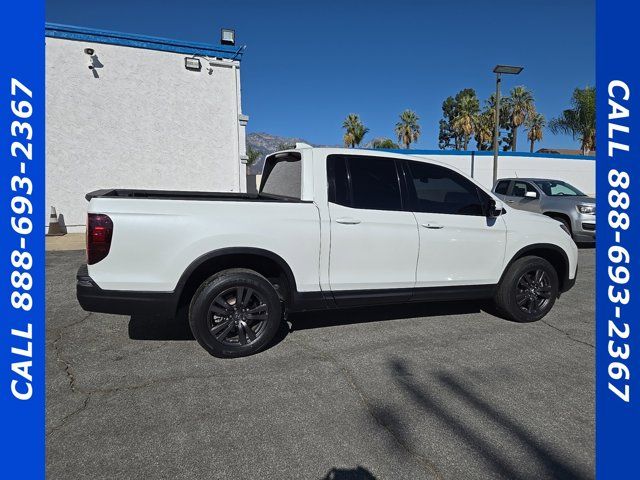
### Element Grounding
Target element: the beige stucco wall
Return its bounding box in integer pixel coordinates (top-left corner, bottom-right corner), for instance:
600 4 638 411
46 37 247 232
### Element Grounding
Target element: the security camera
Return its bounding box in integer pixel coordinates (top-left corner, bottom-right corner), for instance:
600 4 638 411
84 48 94 55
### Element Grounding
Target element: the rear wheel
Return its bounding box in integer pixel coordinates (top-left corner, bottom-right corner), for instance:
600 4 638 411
493 256 559 322
189 269 282 358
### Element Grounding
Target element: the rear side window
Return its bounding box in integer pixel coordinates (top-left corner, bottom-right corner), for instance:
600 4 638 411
327 155 403 211
260 155 301 199
511 181 536 198
494 180 510 195
327 155 350 206
348 156 402 211
405 160 484 216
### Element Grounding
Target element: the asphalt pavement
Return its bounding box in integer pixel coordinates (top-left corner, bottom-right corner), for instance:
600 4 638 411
46 249 595 480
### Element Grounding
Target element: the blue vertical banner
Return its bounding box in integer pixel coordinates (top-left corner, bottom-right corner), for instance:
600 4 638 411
0 0 46 478
596 0 640 477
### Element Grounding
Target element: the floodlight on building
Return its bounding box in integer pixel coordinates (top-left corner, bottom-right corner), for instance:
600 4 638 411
185 57 202 71
221 28 235 46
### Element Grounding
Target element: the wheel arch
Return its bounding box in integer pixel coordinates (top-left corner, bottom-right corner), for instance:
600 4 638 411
175 247 298 311
543 211 572 228
501 243 571 293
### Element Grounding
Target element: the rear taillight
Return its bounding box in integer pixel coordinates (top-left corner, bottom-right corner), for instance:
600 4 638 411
87 213 113 265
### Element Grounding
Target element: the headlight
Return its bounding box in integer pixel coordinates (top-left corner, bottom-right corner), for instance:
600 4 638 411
577 204 596 215
559 223 571 236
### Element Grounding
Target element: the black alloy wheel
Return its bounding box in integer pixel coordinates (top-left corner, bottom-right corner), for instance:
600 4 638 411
493 255 559 323
208 286 269 346
189 269 282 358
515 268 553 315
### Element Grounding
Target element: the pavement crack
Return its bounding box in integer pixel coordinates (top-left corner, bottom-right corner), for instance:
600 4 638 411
541 320 594 349
48 312 94 436
290 334 443 480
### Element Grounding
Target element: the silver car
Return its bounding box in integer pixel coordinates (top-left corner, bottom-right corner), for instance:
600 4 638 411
493 178 595 242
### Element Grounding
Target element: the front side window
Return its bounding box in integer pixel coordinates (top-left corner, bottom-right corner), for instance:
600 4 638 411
533 180 585 197
406 161 484 216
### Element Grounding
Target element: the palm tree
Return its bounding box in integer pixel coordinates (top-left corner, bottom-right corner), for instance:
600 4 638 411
549 87 596 154
372 138 399 149
342 114 369 148
395 110 421 149
246 146 261 166
525 112 546 153
474 110 494 150
452 94 479 150
503 86 536 151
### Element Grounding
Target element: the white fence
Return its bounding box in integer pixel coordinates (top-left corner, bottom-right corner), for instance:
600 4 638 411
406 151 595 196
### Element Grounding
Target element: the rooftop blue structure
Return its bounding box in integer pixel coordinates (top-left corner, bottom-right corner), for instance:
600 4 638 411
45 23 244 61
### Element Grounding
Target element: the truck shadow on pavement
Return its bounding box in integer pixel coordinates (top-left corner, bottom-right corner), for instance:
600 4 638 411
321 466 377 479
289 300 483 332
378 358 590 480
127 300 483 344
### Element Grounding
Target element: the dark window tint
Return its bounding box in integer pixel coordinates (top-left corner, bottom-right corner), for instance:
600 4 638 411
495 180 510 195
406 161 484 216
348 156 402 211
511 181 536 198
327 155 350 206
261 156 301 199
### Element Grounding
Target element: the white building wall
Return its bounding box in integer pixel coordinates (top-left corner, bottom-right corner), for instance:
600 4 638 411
409 153 595 196
46 37 247 232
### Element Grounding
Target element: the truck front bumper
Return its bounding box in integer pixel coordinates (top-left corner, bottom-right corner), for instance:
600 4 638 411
76 265 178 316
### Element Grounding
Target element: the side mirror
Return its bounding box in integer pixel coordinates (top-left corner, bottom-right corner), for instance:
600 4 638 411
525 190 537 199
486 198 504 218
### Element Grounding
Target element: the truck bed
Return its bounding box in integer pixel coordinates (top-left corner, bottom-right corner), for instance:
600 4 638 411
85 189 305 202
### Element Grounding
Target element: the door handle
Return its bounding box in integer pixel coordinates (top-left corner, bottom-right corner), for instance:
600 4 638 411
421 222 444 229
335 217 361 225
506 200 516 203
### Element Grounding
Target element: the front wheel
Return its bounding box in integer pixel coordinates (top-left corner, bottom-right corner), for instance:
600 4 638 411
189 269 282 358
493 256 559 322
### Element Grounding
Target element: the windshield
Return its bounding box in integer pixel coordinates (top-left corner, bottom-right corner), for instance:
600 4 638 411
533 180 586 197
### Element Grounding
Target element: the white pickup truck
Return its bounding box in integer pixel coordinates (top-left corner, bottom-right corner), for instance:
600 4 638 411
77 145 578 357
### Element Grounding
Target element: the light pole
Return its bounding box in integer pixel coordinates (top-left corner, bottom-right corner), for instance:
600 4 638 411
492 65 523 185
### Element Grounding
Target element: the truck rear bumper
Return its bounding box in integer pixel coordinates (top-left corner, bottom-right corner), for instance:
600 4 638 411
76 265 178 316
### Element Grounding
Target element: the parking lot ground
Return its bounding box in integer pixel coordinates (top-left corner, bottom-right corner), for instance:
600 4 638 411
47 249 594 480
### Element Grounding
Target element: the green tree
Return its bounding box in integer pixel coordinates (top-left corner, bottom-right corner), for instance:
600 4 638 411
480 93 512 150
372 138 399 149
342 114 369 148
395 109 421 149
502 86 536 151
438 89 478 149
474 110 495 151
525 112 546 153
246 146 261 166
451 93 480 150
549 87 596 154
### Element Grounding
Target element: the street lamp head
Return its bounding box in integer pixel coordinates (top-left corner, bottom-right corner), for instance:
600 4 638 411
493 64 524 75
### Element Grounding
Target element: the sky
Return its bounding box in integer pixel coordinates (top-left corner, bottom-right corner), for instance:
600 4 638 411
47 0 595 151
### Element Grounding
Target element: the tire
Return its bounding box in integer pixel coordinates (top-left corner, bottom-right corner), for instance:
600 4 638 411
188 268 282 358
493 256 559 323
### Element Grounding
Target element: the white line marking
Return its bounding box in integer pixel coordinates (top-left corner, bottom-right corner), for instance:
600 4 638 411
20 238 25 249
615 307 621 319
20 163 25 174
